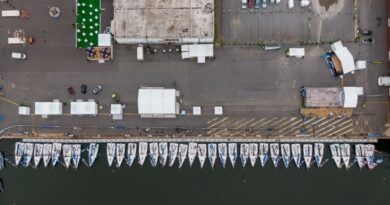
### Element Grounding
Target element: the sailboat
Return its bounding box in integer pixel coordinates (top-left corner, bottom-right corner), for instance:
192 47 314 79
149 142 158 167
127 143 137 167
340 144 350 169
43 143 52 168
88 143 99 167
62 144 72 169
330 144 342 168
178 143 188 168
240 143 249 168
116 143 126 168
291 143 301 169
188 143 198 167
158 142 168 167
228 143 237 168
208 143 217 169
303 144 313 169
281 144 291 168
198 144 207 169
106 143 116 167
365 144 375 170
314 143 324 167
218 143 227 168
23 143 34 167
270 143 280 168
33 144 43 168
71 144 81 168
15 142 25 166
259 143 269 167
51 143 62 167
249 143 258 167
168 143 178 167
355 144 365 169
138 142 148 166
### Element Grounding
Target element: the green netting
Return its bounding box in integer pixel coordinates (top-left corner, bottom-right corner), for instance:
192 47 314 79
76 0 100 48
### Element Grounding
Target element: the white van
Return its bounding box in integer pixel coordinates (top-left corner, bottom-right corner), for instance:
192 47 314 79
11 52 27 60
8 37 25 44
378 76 390 86
137 44 144 61
1 10 20 17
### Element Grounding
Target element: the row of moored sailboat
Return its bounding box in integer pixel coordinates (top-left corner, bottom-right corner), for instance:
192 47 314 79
13 142 380 169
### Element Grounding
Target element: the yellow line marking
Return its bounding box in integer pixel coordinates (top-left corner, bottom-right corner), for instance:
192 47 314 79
0 96 18 106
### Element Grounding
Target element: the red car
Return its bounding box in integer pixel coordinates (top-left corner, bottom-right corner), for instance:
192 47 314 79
247 0 254 9
67 86 75 95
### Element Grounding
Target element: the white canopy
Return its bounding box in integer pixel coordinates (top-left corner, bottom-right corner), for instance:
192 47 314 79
35 102 63 116
70 101 98 115
18 106 31 115
343 87 363 108
288 48 305 58
181 44 213 63
110 104 123 120
98 34 112 46
138 88 178 118
331 41 356 74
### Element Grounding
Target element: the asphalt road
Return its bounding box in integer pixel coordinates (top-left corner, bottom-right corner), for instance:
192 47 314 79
0 0 388 138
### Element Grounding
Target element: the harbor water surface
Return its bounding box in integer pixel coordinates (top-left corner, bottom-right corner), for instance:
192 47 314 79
1 140 390 205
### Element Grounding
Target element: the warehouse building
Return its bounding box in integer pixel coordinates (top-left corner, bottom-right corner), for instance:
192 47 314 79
110 0 214 44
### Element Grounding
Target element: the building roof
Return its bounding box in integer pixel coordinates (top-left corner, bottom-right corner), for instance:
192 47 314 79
331 41 356 74
343 87 363 108
110 0 214 44
35 102 63 115
138 88 177 115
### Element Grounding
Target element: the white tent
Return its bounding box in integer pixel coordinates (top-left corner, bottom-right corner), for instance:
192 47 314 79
98 34 112 46
138 88 179 118
110 104 123 120
35 101 63 117
18 106 31 115
70 101 98 116
181 44 213 63
331 41 356 74
287 48 305 58
343 87 363 108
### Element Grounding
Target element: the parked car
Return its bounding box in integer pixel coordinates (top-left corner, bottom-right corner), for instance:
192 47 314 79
262 0 267 8
11 52 26 60
362 38 374 44
288 0 294 9
270 0 275 4
361 30 372 36
247 0 254 9
276 0 280 4
255 0 260 9
242 0 247 8
378 76 390 86
93 85 103 94
81 84 87 94
67 86 75 95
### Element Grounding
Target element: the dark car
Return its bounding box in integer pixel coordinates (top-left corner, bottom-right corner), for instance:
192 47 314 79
67 86 75 95
0 178 4 193
247 0 254 9
81 84 87 94
255 0 260 8
362 38 374 44
361 30 372 36
93 85 103 94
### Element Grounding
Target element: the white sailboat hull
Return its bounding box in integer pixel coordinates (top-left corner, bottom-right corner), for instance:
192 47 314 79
159 143 168 167
168 143 178 167
178 144 188 168
43 144 52 168
228 143 237 168
127 143 137 167
188 143 198 167
198 144 207 169
218 143 227 168
51 143 62 167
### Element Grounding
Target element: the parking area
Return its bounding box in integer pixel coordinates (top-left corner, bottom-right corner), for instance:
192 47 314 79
0 0 388 139
220 0 356 44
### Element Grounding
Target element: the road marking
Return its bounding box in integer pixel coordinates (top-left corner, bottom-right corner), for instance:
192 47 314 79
315 118 346 134
208 117 229 128
269 117 288 127
319 119 353 136
234 118 257 129
261 117 278 127
248 118 266 127
279 119 303 132
0 96 18 106
325 123 353 137
207 117 220 124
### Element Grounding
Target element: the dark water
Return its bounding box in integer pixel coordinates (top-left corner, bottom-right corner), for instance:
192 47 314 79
1 140 390 205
